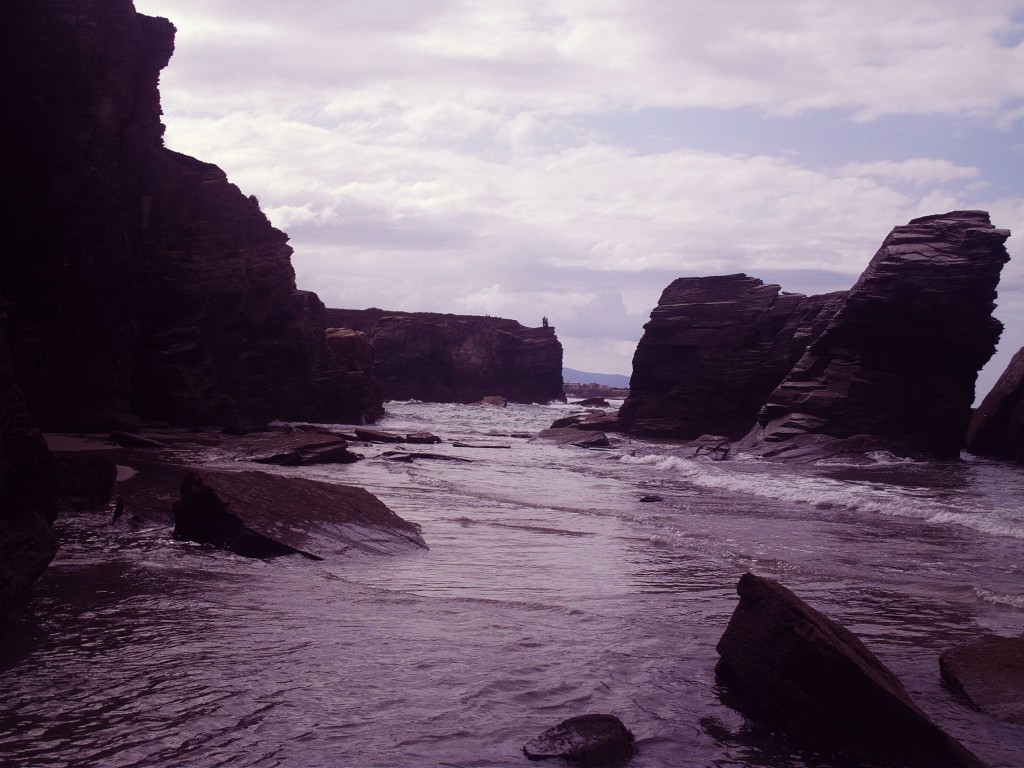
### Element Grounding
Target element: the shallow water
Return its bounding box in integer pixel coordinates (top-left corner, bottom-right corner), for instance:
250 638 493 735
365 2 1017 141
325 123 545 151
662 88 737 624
2 401 1023 767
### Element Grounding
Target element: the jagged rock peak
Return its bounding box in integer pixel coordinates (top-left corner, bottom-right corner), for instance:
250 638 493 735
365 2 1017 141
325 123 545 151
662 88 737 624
750 210 1010 458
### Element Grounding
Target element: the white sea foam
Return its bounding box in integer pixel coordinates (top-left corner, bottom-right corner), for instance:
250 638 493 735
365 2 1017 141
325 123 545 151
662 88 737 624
974 586 1024 609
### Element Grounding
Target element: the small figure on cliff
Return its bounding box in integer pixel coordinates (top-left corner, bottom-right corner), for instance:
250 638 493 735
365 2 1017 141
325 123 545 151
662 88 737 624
542 316 549 328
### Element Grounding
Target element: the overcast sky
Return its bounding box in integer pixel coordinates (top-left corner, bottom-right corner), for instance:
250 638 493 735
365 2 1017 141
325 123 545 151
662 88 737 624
134 0 1024 396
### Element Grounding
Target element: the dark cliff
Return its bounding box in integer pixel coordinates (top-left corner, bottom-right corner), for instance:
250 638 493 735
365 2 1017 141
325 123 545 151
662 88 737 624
325 309 565 404
0 0 380 430
618 275 844 439
967 346 1024 463
750 211 1010 458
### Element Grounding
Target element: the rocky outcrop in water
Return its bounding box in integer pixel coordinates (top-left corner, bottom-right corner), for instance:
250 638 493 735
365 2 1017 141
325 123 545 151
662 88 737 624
523 714 634 763
716 573 984 768
749 212 1010 458
618 275 844 439
940 634 1024 724
0 334 58 621
173 470 427 559
326 309 565 404
0 0 380 431
966 346 1024 463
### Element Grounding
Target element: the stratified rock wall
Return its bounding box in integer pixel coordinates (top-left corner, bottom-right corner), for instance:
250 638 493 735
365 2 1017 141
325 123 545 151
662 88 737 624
751 212 1010 458
326 309 565 404
0 0 379 429
966 346 1024 463
618 275 844 439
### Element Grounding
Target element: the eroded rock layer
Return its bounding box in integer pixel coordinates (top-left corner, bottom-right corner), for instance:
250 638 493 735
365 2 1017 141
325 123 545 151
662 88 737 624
618 275 844 439
0 0 379 430
751 212 1010 458
967 345 1024 463
326 309 565 404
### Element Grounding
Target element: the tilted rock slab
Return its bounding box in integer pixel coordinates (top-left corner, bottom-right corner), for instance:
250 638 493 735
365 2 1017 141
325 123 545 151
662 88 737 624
750 211 1010 458
967 345 1024 463
717 573 983 768
618 274 843 439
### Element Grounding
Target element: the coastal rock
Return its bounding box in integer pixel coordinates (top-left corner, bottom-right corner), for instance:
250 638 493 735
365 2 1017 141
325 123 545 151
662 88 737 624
749 212 1010 459
326 309 565 404
0 0 381 431
0 334 58 621
173 470 427 559
940 634 1024 724
523 713 634 764
252 440 361 467
966 346 1024 463
716 573 983 767
549 412 622 432
53 454 118 510
618 275 843 439
354 428 406 443
534 428 611 448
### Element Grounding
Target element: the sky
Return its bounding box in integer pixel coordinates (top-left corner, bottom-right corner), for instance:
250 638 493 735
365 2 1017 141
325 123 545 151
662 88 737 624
134 0 1024 398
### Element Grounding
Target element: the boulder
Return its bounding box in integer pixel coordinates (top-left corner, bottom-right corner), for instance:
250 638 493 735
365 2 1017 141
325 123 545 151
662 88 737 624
618 274 844 439
534 428 611 448
940 634 1024 724
252 439 361 466
522 713 634 764
325 308 565 405
173 470 427 559
716 573 983 767
749 212 1010 459
54 454 118 510
550 412 623 432
405 431 442 444
967 345 1024 463
354 428 406 443
572 397 611 407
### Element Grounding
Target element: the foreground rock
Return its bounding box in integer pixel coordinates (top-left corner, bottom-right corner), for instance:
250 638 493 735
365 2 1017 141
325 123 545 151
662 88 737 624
173 470 426 559
749 212 1010 459
716 573 983 768
326 308 565 404
967 345 1024 463
940 634 1024 724
523 714 634 764
0 0 381 430
619 275 843 439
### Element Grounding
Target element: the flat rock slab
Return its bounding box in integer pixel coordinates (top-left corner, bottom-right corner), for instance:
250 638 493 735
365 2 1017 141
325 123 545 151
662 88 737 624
174 469 426 559
252 439 361 466
716 573 983 767
534 428 610 448
940 634 1024 724
523 713 634 764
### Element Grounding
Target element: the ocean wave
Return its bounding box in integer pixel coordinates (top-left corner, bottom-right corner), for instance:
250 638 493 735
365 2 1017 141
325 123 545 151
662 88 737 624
973 586 1024 609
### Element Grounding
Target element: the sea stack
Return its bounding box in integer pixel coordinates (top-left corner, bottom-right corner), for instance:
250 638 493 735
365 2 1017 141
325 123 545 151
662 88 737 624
966 345 1024 463
748 211 1010 458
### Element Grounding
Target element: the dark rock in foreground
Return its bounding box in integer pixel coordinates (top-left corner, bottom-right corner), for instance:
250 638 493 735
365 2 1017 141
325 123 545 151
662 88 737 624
523 713 634 764
716 573 983 768
749 211 1010 459
54 454 117 510
619 274 843 439
173 470 426 559
940 634 1024 724
967 345 1024 463
326 308 565 405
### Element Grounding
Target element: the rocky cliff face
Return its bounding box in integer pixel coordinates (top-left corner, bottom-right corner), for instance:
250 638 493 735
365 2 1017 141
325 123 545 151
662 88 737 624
326 309 565 404
967 346 1024 463
750 211 1010 458
618 275 844 439
0 0 379 429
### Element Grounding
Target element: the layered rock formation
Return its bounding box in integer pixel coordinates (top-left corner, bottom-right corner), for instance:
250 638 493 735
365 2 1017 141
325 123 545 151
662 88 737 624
966 345 1024 463
0 0 380 430
0 333 58 621
717 573 983 767
750 212 1010 458
326 309 565 404
618 275 844 438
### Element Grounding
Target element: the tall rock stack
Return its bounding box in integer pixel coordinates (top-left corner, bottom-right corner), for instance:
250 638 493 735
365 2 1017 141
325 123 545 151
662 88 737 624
0 0 380 429
618 275 844 438
326 309 565 404
750 211 1010 458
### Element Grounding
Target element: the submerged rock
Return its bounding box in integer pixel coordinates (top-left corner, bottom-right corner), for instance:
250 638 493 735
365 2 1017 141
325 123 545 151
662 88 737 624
967 345 1024 463
716 573 983 768
523 713 634 764
252 439 361 466
940 634 1024 724
173 470 426 559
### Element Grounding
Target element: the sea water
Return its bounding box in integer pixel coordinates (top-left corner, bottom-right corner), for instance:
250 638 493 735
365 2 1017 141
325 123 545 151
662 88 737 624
1 401 1023 767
